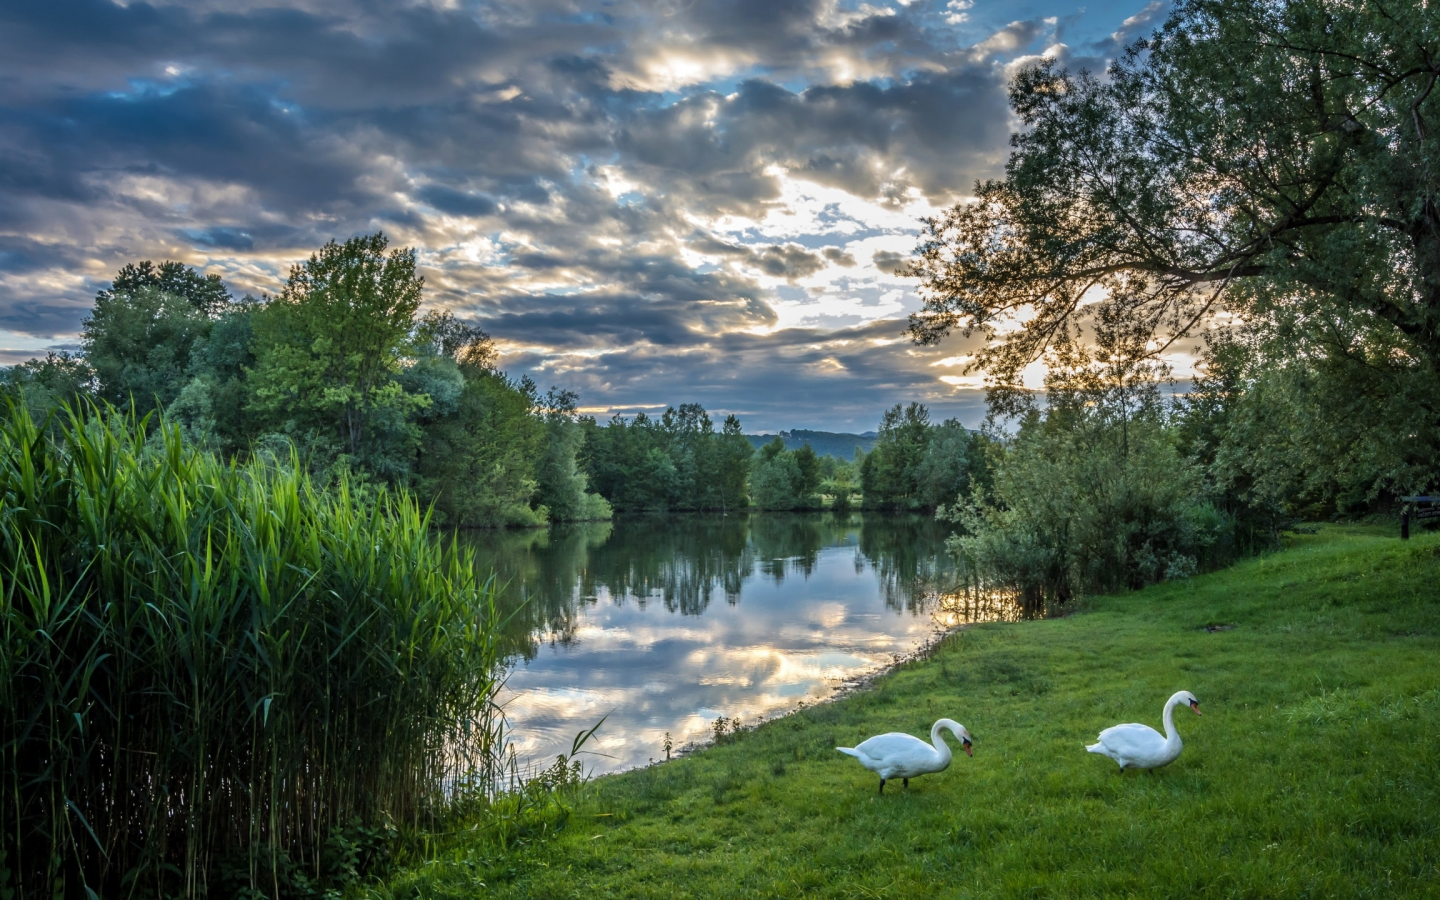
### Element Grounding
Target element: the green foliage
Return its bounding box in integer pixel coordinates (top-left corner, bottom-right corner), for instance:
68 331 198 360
168 304 260 453
910 418 982 508
792 443 821 496
401 308 537 526
533 389 612 522
82 284 213 415
248 233 428 478
1179 317 1440 521
52 241 598 527
0 353 94 422
748 438 825 511
751 452 804 510
0 403 506 898
862 402 931 508
860 403 987 511
100 259 233 316
952 330 1234 606
580 405 751 511
715 415 754 510
950 414 1220 608
377 526 1440 898
419 369 546 527
904 0 1440 516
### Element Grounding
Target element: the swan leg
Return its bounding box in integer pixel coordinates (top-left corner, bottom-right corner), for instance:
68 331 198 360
878 778 885 794
903 778 909 790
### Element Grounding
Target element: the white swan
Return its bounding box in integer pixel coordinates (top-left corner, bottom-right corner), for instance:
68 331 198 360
837 718 972 793
1087 690 1200 770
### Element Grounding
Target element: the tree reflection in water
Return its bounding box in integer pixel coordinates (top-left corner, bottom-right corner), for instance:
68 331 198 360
468 512 1050 774
454 512 966 662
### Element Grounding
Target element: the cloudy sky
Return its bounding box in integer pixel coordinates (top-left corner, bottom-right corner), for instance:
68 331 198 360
0 0 1168 432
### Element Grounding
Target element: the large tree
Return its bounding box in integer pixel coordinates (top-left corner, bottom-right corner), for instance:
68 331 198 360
907 0 1440 385
248 233 425 465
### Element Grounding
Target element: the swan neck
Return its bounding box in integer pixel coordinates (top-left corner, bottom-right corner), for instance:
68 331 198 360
930 721 954 764
1162 695 1181 746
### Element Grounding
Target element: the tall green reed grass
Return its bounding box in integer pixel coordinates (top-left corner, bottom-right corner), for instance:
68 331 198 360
0 403 507 898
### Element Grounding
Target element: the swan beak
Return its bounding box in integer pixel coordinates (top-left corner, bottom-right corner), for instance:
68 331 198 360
963 739 973 757
1190 700 1201 716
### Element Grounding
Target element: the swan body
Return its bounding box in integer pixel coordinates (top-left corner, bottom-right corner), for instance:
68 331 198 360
837 718 972 793
1087 690 1201 770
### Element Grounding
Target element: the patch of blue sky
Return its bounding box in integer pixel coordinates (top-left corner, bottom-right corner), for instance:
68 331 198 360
648 74 756 111
984 0 1160 48
106 78 187 102
534 9 617 27
697 74 758 98
715 219 889 249
771 285 811 303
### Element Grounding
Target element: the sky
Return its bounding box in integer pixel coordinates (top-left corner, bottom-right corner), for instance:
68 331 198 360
0 0 1171 433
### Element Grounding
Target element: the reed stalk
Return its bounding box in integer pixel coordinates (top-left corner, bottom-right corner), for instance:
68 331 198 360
0 403 507 898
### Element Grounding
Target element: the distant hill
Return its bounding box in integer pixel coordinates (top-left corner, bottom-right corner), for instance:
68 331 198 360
745 429 878 460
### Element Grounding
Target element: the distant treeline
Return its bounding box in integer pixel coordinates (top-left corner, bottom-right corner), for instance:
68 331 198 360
0 234 985 523
579 402 989 513
744 429 878 459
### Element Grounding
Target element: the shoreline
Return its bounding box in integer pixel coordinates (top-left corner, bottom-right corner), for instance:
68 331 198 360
641 607 988 771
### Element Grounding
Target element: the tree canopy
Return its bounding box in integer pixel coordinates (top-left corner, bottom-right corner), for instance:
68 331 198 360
99 259 232 317
907 0 1440 385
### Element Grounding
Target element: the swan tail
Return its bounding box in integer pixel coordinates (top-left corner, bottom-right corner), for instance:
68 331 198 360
835 747 861 759
1085 742 1106 754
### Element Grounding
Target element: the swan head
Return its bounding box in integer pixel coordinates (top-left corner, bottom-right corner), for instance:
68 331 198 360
935 718 973 757
1175 690 1201 716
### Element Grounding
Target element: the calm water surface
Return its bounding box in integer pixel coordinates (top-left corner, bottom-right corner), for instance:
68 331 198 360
461 512 1012 776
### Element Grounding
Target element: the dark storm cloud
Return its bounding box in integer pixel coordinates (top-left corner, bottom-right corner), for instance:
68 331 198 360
417 186 500 217
0 234 86 276
0 0 1161 427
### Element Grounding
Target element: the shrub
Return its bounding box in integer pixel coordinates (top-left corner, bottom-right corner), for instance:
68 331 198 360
948 414 1231 609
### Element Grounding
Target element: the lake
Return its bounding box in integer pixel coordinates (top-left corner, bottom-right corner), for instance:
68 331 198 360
462 512 1017 777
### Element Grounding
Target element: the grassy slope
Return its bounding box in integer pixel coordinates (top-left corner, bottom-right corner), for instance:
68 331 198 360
392 526 1440 899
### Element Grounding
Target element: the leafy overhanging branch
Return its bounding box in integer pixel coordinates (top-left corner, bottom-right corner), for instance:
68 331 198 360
906 0 1440 386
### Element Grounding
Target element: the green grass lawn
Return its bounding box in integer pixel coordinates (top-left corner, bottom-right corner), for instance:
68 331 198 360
381 526 1440 898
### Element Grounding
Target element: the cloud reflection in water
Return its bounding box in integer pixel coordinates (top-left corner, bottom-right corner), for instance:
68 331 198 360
462 512 1012 775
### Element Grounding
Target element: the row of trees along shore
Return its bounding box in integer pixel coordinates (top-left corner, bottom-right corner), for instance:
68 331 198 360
0 235 992 521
